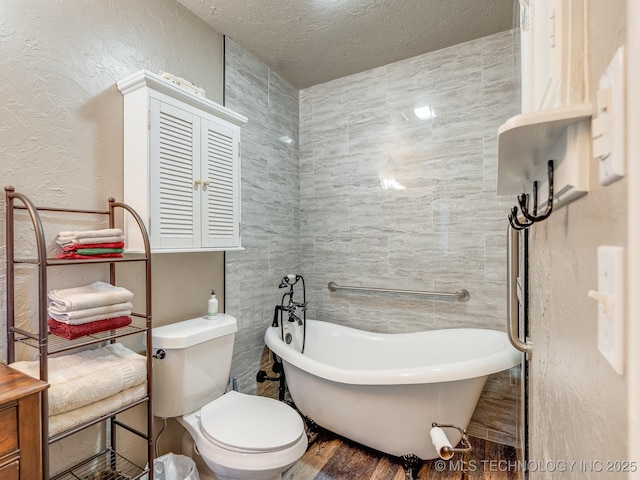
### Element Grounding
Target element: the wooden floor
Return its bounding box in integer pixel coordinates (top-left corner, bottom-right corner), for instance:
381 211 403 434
283 429 521 480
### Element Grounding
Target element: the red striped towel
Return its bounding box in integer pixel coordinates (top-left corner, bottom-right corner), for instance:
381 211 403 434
48 316 132 340
61 242 125 252
56 252 123 259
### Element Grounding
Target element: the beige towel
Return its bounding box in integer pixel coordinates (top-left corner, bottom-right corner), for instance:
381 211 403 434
49 383 147 437
48 301 133 325
10 343 146 416
73 235 125 245
48 281 134 312
56 228 124 245
48 309 133 326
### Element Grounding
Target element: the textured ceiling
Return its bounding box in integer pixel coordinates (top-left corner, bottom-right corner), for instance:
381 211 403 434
175 0 515 89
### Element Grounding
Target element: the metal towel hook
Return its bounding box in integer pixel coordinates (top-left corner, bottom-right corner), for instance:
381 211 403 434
508 206 533 230
508 160 554 230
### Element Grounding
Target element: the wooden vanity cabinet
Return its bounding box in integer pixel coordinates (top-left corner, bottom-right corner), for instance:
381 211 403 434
0 364 48 480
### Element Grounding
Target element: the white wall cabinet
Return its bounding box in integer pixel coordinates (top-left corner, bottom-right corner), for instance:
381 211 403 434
117 70 247 252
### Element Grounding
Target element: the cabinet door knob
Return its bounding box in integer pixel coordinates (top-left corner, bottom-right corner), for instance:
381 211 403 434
194 179 202 190
203 180 211 191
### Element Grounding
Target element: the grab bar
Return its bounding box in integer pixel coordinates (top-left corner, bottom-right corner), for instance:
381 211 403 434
507 225 532 353
327 282 470 302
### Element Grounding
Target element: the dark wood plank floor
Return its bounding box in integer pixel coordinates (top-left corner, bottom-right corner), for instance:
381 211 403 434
284 429 520 480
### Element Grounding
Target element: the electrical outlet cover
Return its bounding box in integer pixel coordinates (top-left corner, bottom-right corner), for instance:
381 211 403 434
596 46 625 186
596 245 625 375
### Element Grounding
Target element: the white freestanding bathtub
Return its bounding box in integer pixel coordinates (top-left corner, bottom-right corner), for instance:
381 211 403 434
264 320 521 460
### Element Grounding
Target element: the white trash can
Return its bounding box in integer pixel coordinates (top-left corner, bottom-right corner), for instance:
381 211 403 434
152 452 200 480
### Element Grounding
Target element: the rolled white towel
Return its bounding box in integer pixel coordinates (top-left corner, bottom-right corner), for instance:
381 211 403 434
48 301 133 325
48 281 133 312
158 70 206 97
10 343 146 416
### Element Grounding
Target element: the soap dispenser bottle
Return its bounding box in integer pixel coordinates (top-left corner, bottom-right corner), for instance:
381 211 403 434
208 290 218 318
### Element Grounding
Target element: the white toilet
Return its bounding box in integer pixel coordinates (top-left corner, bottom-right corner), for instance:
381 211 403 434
152 314 307 480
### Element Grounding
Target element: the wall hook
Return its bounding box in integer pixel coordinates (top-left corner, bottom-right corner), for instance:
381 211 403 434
507 160 554 230
518 160 554 222
508 206 533 230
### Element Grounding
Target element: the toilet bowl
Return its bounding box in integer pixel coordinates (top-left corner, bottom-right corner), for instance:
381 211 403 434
179 391 307 480
152 315 307 480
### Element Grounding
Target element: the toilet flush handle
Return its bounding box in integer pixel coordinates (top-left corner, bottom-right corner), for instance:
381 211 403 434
153 349 166 359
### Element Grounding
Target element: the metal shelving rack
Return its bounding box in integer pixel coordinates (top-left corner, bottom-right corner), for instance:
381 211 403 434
4 186 154 480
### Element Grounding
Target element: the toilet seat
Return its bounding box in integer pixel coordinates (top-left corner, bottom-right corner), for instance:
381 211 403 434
199 391 305 454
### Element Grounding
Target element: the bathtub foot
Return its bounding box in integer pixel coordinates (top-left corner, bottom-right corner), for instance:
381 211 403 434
302 415 320 444
401 454 422 480
282 400 320 446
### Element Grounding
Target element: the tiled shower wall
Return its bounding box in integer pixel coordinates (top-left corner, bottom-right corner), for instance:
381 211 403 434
226 31 521 445
224 39 301 392
298 31 521 444
299 30 519 332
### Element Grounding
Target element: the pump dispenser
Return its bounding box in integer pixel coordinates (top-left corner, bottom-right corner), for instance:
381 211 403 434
208 290 218 318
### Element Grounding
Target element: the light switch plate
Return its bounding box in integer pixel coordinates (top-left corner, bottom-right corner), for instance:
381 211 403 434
593 46 625 186
595 245 625 375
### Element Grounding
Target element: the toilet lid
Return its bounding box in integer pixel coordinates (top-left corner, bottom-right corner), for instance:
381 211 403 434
199 391 304 453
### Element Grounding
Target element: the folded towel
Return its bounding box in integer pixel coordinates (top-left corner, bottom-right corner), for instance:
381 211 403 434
68 235 126 245
48 281 133 312
48 309 132 325
55 252 123 259
48 301 132 324
58 228 123 238
57 228 123 241
48 316 132 340
61 242 125 252
71 248 123 255
49 383 147 437
10 343 146 416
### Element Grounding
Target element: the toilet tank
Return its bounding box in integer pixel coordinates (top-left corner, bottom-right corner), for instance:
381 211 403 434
151 314 238 418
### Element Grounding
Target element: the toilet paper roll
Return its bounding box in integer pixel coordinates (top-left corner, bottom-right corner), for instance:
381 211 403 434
430 426 454 460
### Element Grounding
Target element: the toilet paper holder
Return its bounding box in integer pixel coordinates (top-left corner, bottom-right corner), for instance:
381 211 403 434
431 422 472 459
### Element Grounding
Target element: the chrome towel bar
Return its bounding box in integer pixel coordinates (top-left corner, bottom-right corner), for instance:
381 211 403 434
327 281 470 302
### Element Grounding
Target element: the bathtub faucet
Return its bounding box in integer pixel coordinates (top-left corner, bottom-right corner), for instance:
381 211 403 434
272 296 306 327
288 311 303 326
274 274 308 353
285 298 306 325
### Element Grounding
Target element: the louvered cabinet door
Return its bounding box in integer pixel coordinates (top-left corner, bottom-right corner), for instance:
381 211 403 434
149 99 201 249
201 117 241 248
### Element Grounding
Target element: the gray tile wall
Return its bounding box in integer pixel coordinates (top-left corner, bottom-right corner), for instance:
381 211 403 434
224 39 300 393
298 31 521 445
299 31 519 334
226 31 521 445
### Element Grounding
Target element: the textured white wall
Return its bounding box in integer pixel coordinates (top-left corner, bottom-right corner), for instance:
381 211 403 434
528 1 628 477
0 0 225 472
